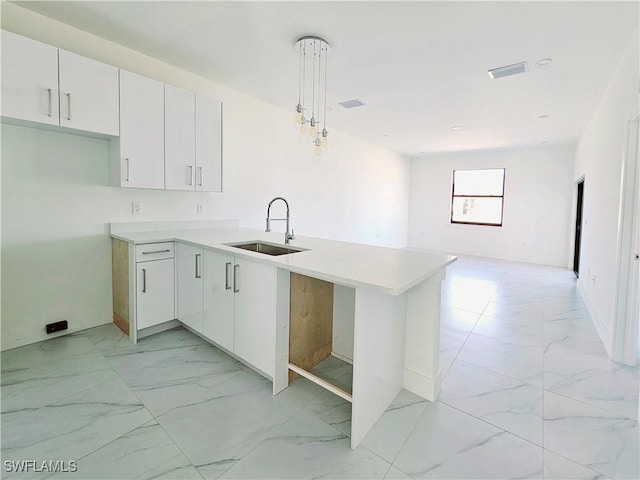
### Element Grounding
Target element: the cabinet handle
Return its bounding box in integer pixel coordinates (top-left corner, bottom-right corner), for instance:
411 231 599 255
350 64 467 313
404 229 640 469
188 165 194 186
233 264 239 293
47 88 53 117
225 262 232 290
198 167 203 187
142 268 147 293
195 253 202 279
124 158 130 182
66 93 72 120
141 249 171 255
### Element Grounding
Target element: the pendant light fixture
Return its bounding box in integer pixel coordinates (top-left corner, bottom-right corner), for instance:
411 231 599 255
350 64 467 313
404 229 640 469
294 36 330 155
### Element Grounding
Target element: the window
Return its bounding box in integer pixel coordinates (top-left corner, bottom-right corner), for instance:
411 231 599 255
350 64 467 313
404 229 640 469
451 168 505 226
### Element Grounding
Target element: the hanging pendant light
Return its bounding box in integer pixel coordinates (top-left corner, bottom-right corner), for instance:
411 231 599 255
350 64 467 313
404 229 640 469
294 36 330 153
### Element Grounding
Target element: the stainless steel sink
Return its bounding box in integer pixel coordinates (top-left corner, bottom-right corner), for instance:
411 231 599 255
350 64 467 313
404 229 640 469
226 241 307 256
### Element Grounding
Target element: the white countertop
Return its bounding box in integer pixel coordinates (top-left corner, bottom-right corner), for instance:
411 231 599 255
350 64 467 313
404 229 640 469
111 226 456 296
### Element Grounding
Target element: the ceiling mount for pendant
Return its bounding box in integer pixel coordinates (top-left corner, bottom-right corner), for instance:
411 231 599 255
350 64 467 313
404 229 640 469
294 36 332 56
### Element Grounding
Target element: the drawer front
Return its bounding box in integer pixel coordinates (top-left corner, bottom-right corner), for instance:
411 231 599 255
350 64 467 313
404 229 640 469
135 242 174 262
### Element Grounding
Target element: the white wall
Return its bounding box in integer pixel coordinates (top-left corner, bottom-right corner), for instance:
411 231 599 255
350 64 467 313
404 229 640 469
572 28 640 351
1 4 410 350
408 146 574 267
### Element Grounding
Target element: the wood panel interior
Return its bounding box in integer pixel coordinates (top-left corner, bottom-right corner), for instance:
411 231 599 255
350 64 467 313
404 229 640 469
112 238 130 335
288 272 334 383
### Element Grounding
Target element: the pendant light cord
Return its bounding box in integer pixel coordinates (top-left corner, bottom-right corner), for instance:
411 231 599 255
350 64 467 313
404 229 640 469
323 43 328 130
311 39 316 121
297 41 302 107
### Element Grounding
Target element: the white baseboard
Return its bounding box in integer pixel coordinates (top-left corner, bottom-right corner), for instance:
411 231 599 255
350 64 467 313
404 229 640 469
137 319 181 339
577 282 612 357
403 367 440 402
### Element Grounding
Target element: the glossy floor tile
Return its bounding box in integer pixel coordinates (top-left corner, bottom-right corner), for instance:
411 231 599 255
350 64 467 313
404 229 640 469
440 360 543 445
219 410 391 479
48 421 203 480
1 255 638 479
393 402 543 479
544 391 638 479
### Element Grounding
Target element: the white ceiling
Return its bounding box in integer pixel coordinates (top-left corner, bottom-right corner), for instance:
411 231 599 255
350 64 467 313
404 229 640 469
13 1 639 156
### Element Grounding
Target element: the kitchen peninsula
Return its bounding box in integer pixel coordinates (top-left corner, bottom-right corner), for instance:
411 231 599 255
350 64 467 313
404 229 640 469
110 221 456 448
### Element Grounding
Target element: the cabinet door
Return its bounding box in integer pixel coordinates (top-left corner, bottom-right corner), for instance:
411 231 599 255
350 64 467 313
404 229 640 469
203 250 234 351
234 259 277 377
1 30 59 126
136 258 175 330
118 70 165 189
165 85 196 191
195 94 222 192
176 243 204 333
58 49 119 136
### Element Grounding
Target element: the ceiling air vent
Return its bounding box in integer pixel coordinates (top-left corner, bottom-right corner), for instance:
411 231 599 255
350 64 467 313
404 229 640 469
488 61 529 79
339 99 366 109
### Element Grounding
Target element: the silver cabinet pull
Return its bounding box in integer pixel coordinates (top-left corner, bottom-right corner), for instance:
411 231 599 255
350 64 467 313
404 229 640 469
124 158 130 182
233 264 239 293
47 88 53 117
198 167 203 187
142 268 147 293
195 253 202 279
66 93 71 120
188 165 194 186
141 249 171 255
225 262 232 290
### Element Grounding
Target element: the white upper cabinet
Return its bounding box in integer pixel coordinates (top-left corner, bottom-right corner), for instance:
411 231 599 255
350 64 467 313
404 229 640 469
58 49 118 136
111 70 165 189
165 90 222 193
165 85 196 191
2 30 222 192
195 94 223 192
1 30 60 126
1 30 118 136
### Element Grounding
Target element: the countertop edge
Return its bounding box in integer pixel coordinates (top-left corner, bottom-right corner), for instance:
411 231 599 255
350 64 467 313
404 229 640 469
110 229 456 296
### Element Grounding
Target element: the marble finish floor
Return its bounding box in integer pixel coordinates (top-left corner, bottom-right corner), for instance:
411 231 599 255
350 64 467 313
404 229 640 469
2 256 638 479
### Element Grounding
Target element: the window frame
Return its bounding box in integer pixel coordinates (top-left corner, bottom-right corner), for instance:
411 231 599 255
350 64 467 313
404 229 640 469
450 168 506 227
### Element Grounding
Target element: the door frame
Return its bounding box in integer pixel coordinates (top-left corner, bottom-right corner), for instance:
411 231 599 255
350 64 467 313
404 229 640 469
612 110 640 366
573 178 585 277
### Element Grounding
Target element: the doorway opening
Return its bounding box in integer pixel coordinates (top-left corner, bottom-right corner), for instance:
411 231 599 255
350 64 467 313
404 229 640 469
573 179 585 277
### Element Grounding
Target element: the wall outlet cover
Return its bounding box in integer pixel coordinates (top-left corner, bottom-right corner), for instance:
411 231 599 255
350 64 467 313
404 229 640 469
46 320 68 334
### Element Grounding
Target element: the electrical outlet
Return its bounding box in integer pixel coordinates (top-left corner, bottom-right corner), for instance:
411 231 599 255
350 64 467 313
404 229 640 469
132 202 142 215
197 203 204 214
46 320 68 334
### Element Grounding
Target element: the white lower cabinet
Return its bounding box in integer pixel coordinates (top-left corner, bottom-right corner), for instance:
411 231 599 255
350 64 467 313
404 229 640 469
197 249 277 377
176 243 204 334
233 258 277 377
135 245 175 330
128 242 278 377
203 250 234 352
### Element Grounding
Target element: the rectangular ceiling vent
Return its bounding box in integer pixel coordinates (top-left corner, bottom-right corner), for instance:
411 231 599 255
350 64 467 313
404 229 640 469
339 99 366 109
488 61 529 79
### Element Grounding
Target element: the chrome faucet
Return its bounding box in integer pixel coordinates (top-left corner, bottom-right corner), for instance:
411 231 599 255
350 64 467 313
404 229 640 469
265 197 295 244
